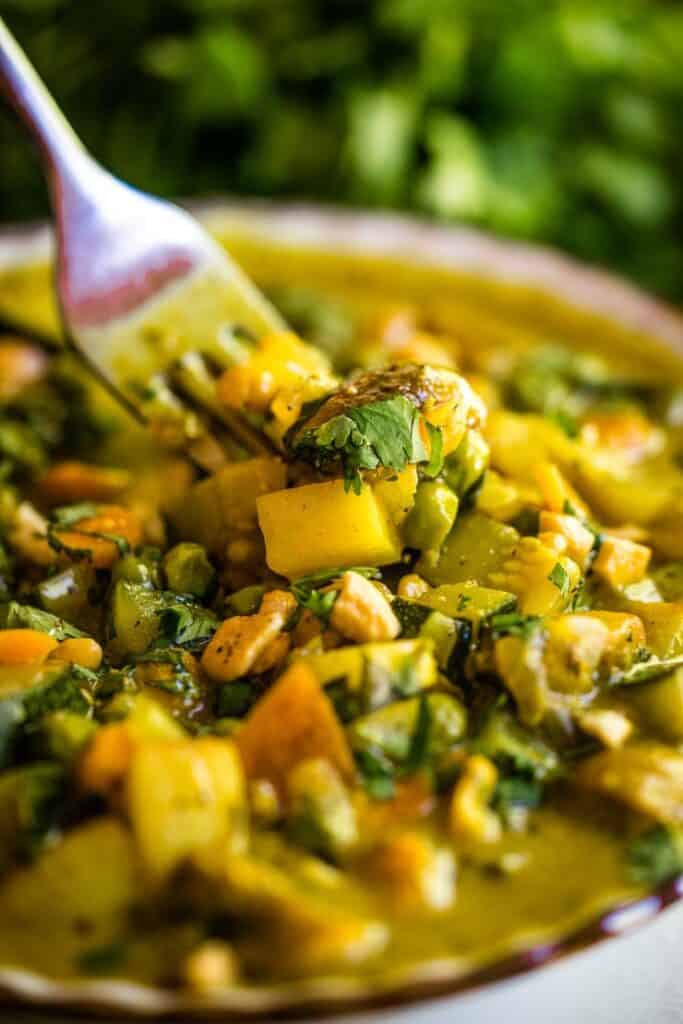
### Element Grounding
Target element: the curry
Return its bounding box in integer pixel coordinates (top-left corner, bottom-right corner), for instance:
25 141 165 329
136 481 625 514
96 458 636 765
0 238 682 997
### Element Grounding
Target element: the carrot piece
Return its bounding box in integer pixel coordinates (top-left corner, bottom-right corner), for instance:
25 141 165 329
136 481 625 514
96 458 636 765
38 461 130 505
78 723 133 796
52 505 142 568
49 637 103 670
236 662 354 797
0 629 58 665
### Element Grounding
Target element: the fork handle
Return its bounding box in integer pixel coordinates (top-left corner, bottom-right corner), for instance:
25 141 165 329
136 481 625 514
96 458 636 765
0 17 91 189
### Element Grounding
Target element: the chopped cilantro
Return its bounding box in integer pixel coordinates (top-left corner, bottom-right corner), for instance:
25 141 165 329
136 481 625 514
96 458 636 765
291 567 380 623
611 653 683 687
400 695 432 776
355 746 396 800
548 562 570 597
488 612 541 640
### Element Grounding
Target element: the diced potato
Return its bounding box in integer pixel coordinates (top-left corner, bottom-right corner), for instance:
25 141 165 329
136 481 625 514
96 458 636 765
127 737 246 881
236 663 355 796
0 819 138 972
629 668 683 742
628 601 683 657
593 536 651 587
373 465 418 527
257 478 402 578
174 457 287 555
575 743 683 824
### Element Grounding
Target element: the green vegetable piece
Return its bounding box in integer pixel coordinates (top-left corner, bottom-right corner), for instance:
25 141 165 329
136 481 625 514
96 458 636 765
612 654 683 688
419 610 472 679
162 543 216 599
111 550 161 590
494 774 544 826
474 708 560 781
442 430 489 498
214 678 265 718
418 512 519 586
628 825 683 886
0 762 65 870
349 693 466 766
110 581 217 658
37 565 98 627
403 481 459 553
287 757 358 860
0 601 85 639
548 561 570 597
225 584 267 616
410 581 517 625
34 710 97 763
392 598 433 638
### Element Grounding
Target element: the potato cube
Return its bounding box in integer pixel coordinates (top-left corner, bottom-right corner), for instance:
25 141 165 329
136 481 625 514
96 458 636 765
257 478 402 578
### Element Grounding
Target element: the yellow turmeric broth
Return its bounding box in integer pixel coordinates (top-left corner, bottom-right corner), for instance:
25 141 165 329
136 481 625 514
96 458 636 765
0 236 682 994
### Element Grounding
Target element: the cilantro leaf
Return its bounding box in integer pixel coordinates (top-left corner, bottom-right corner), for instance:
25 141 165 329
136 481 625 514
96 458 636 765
291 566 380 623
610 653 683 687
488 612 541 640
548 562 570 596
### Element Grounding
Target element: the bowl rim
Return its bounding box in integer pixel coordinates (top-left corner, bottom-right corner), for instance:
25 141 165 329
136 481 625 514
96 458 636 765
0 200 682 1020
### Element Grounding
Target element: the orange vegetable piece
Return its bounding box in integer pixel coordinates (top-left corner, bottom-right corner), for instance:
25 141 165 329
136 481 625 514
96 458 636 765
53 505 142 568
49 637 103 670
236 662 354 797
78 723 133 796
38 461 130 505
0 629 58 665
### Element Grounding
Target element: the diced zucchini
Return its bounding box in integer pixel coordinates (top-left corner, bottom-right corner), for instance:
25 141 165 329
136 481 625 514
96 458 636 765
287 757 358 861
37 564 99 629
413 581 517 625
442 430 490 498
0 762 65 871
300 638 438 716
403 481 459 553
473 708 560 781
257 478 402 579
418 512 519 586
349 693 467 764
109 581 217 658
33 710 98 763
392 599 472 677
162 543 215 599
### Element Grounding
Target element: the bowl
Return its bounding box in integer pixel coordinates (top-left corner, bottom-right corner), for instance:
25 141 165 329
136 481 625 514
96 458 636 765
1 201 683 1023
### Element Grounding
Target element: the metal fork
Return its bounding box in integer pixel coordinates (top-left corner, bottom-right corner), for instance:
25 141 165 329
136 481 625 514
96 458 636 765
0 17 286 467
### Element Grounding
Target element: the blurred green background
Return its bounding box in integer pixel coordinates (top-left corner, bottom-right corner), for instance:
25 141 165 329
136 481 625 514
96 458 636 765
0 0 682 302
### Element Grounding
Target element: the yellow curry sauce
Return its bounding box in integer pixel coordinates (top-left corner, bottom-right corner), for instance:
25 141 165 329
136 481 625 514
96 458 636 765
0 237 682 993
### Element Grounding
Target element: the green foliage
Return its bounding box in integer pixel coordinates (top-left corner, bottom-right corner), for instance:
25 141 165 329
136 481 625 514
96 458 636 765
1 2 681 301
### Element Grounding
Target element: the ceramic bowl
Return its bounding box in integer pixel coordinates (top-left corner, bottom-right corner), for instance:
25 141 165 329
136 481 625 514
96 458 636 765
1 202 682 1023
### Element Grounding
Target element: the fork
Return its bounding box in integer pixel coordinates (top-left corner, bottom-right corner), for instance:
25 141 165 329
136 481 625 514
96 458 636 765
0 17 286 467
